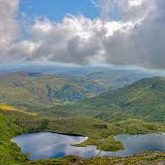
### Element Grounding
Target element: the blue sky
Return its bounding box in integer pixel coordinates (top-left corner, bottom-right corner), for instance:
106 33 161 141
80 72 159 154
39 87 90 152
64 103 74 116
20 0 99 21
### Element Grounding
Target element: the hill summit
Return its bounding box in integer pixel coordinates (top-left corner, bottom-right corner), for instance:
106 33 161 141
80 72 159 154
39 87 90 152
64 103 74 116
78 77 165 121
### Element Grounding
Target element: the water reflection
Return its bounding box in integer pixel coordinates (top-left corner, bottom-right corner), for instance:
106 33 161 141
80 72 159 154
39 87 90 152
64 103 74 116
12 132 165 160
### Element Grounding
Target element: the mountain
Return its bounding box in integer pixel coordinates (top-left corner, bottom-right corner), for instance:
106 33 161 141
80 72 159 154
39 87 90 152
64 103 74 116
0 63 114 75
0 70 150 109
0 72 106 108
85 69 151 91
78 77 165 121
0 62 148 76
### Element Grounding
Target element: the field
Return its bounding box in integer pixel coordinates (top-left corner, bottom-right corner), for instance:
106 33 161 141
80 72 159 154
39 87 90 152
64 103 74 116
0 73 165 164
0 104 165 164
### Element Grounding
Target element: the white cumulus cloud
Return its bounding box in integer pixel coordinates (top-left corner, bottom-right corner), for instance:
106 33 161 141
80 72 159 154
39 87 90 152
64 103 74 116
1 0 165 69
0 0 20 49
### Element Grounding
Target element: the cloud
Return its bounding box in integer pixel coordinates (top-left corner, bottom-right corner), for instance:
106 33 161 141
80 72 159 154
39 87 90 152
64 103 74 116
91 0 121 20
1 0 165 70
0 0 20 49
24 0 153 66
28 17 106 64
26 16 137 64
4 41 40 62
103 0 165 69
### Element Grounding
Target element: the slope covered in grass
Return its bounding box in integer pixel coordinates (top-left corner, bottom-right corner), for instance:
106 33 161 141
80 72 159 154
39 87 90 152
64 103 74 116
0 72 107 108
0 104 165 164
0 107 46 164
77 77 165 121
0 70 150 109
23 152 165 165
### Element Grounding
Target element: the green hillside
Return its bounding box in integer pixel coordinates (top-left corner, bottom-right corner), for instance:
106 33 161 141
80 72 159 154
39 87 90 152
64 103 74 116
24 152 165 165
0 104 165 164
0 70 149 109
1 74 165 164
0 72 106 108
85 70 151 90
77 77 165 121
0 106 46 164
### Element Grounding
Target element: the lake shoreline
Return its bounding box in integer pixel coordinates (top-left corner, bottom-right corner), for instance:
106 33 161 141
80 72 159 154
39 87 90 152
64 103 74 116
25 131 87 137
12 132 165 161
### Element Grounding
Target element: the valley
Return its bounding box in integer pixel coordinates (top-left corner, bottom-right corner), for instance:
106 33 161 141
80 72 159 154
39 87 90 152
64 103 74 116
0 70 165 165
0 69 151 108
0 104 165 165
1 0 165 163
76 77 165 121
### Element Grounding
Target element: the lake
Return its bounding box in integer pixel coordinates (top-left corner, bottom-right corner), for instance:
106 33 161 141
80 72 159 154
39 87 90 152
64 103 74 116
11 132 165 160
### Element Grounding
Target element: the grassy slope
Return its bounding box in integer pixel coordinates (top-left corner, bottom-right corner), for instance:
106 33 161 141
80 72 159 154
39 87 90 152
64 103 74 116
0 72 106 108
0 70 150 110
47 117 165 151
47 118 124 151
0 106 46 164
0 105 165 164
1 76 165 164
24 152 165 165
86 70 151 90
0 106 123 164
77 77 165 121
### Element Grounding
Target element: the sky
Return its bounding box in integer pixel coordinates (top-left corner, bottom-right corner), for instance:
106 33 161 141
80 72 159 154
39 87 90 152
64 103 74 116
19 0 99 21
0 0 165 70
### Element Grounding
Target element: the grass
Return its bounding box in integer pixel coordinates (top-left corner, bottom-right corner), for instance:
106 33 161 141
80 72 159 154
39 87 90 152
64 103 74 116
75 77 165 121
23 152 165 165
0 105 48 164
0 72 109 108
1 72 165 164
0 71 150 110
0 104 22 111
47 117 124 152
75 136 124 152
0 103 38 116
0 104 165 164
114 118 165 134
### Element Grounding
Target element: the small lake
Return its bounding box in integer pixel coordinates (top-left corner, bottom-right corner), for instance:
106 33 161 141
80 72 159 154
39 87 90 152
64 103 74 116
12 132 165 160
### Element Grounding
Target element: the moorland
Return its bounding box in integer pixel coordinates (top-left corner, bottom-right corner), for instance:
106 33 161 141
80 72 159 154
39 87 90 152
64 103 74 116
0 69 164 165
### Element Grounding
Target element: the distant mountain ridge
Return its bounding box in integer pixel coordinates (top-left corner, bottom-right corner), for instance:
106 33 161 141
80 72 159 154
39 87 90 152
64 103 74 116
78 77 165 121
0 72 105 107
0 70 150 109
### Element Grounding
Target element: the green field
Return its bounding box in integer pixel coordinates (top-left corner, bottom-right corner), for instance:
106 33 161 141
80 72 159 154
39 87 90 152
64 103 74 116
76 77 165 121
0 73 165 164
0 71 149 109
24 152 165 165
0 104 165 164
